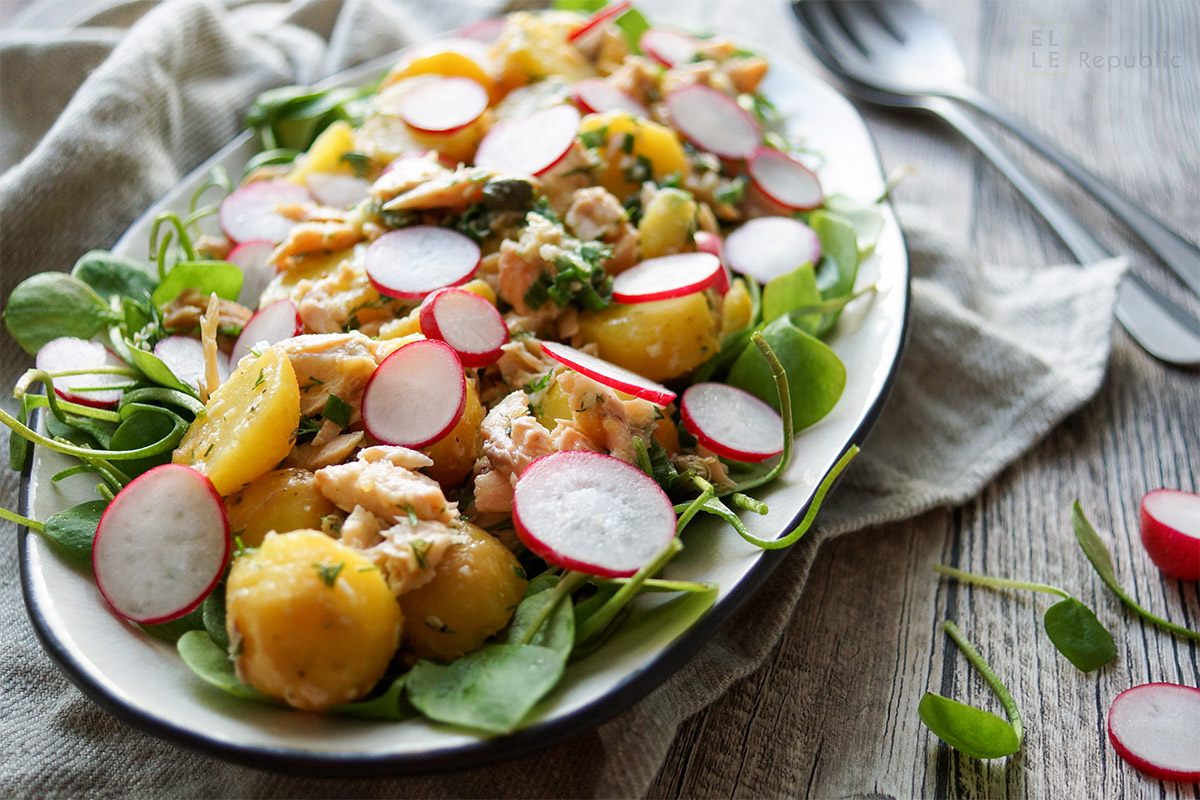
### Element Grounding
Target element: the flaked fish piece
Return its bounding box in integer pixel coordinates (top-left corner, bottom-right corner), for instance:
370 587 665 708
565 186 639 274
283 427 364 471
369 152 452 204
275 332 379 420
340 505 382 550
381 165 493 213
316 446 456 525
672 451 735 489
495 338 558 390
293 257 393 335
496 212 565 314
357 445 433 470
362 518 465 596
161 288 253 334
472 390 555 513
555 370 657 464
270 221 363 271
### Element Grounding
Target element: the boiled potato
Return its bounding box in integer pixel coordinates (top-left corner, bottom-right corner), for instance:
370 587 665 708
382 40 494 95
226 529 402 711
224 468 340 548
173 349 300 496
490 12 592 96
639 188 697 259
421 377 484 488
576 292 720 381
720 278 753 338
578 112 689 199
287 121 356 185
399 523 527 662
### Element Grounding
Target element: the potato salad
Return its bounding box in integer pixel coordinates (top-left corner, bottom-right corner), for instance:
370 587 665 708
3 1 878 733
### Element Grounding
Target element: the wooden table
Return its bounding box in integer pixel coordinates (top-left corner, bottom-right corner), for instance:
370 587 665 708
640 0 1200 797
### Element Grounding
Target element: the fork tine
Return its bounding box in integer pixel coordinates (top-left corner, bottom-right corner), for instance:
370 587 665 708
832 1 907 54
798 0 870 64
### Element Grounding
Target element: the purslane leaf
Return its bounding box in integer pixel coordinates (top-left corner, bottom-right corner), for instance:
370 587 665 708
1043 598 1117 672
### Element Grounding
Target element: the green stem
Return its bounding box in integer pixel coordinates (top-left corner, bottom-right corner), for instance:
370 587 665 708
934 564 1069 599
121 387 204 415
1 507 44 532
941 620 1023 744
732 492 768 515
678 478 716 534
595 577 717 593
96 483 116 503
723 333 793 496
1103 582 1200 641
0 406 182 463
44 367 141 379
516 571 589 646
633 436 653 477
575 537 685 645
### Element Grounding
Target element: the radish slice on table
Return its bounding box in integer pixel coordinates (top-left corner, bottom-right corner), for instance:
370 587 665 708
93 464 230 624
365 226 481 301
401 77 489 134
663 84 761 160
1139 489 1200 580
35 337 129 408
747 146 824 211
459 17 505 42
229 299 302 368
640 28 700 67
611 252 723 303
218 180 309 244
305 172 371 209
567 0 632 44
362 339 466 448
1108 683 1200 782
541 341 675 405
474 104 581 177
419 288 509 367
226 239 276 308
694 231 731 295
154 335 230 391
724 216 822 283
572 78 649 117
513 451 677 577
680 383 784 463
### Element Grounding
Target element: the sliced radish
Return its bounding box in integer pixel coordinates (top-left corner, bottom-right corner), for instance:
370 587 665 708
694 231 731 295
1108 683 1200 782
153 335 230 392
474 104 581 177
541 341 675 406
664 84 762 160
361 339 466 448
567 0 632 45
611 252 723 304
305 172 371 209
1140 489 1200 581
35 337 129 408
229 298 302 368
572 78 649 117
364 226 481 301
93 464 230 624
512 451 677 577
724 216 822 283
640 28 700 68
400 77 489 135
747 146 824 211
226 239 277 308
681 383 784 463
418 288 509 367
459 17 505 43
218 180 309 245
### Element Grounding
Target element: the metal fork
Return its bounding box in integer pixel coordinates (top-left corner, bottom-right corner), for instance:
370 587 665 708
789 0 1200 366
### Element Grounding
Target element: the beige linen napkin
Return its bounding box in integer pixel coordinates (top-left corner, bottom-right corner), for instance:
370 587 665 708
0 0 1127 796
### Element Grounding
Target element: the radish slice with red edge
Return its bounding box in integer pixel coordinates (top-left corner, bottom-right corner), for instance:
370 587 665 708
218 180 309 244
229 298 302 368
513 451 677 577
474 104 581 177
1139 489 1200 580
400 77 489 134
35 337 129 408
305 172 370 209
540 341 675 405
680 382 784 463
226 239 276 308
694 231 731 295
611 252 723 303
640 28 700 67
365 226 481 300
459 17 505 42
567 0 632 44
572 78 649 117
664 84 762 160
1108 682 1200 782
419 288 509 367
153 335 230 391
724 216 822 283
747 146 824 211
362 339 466 448
93 464 230 624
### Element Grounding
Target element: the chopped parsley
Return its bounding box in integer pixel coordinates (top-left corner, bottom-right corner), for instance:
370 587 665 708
579 125 609 150
411 539 430 569
313 561 345 587
522 372 555 394
321 394 352 428
714 177 747 206
523 237 615 313
252 369 265 390
339 152 371 178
